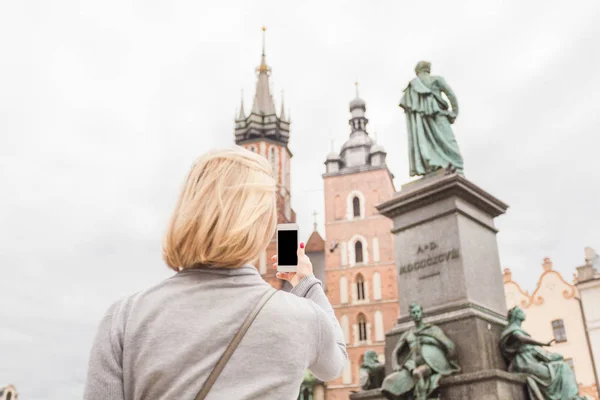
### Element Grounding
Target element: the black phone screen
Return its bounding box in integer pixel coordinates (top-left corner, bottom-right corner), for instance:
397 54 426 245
278 229 298 266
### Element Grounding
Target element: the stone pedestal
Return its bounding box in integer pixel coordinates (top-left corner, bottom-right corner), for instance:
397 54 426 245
369 173 527 399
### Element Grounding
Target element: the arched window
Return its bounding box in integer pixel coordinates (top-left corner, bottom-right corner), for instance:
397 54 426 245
356 274 365 300
301 387 310 400
269 147 277 181
353 196 360 217
340 276 348 304
375 310 384 341
373 272 382 300
249 146 256 152
358 313 367 342
341 315 350 344
355 241 364 264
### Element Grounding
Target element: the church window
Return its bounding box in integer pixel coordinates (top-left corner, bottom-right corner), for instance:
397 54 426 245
356 274 365 300
340 276 348 304
353 196 360 217
552 319 567 342
358 313 367 341
373 272 382 300
375 310 384 341
355 241 364 264
269 147 278 181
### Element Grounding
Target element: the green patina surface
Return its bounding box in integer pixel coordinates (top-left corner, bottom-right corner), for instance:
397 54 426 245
400 61 464 177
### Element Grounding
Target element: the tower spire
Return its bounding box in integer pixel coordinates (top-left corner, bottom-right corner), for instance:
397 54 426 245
258 26 269 73
238 89 246 120
312 210 318 231
251 27 276 115
355 81 359 98
280 90 286 120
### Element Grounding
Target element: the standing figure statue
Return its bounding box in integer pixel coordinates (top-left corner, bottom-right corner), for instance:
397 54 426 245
399 61 464 176
381 304 460 400
500 306 585 400
359 350 385 390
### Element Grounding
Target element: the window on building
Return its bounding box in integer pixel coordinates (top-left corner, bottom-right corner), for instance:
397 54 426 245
269 147 277 181
358 313 367 341
551 319 567 342
249 146 256 152
340 276 348 304
355 241 364 264
356 274 365 300
353 196 360 217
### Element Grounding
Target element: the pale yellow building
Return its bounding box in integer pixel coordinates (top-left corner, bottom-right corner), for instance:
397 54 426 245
504 258 598 399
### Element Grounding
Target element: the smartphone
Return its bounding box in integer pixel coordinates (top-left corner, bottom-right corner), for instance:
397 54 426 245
277 223 299 272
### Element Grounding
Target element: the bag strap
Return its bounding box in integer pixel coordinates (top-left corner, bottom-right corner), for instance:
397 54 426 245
194 287 277 400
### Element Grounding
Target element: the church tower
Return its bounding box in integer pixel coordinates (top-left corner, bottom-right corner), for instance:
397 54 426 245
235 28 296 289
322 87 399 400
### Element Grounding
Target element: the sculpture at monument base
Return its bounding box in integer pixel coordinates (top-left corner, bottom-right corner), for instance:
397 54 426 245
500 306 585 400
381 304 460 400
399 61 464 177
359 350 386 390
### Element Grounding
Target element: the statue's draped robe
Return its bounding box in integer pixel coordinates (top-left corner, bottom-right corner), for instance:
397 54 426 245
399 76 464 176
381 324 460 399
500 325 583 400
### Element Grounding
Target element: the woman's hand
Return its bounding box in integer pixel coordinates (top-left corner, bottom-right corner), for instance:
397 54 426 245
272 243 313 287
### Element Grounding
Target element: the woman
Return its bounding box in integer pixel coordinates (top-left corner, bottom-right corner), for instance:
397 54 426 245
500 306 584 400
84 147 347 399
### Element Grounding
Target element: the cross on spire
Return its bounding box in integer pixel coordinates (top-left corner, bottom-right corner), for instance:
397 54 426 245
312 210 318 231
355 81 359 98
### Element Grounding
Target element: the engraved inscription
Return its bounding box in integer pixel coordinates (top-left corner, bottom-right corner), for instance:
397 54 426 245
399 248 460 275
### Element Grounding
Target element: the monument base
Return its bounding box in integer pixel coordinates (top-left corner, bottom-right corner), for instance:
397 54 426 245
349 371 527 400
384 303 509 376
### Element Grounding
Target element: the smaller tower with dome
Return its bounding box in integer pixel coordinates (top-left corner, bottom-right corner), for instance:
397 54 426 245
320 84 398 399
325 83 389 175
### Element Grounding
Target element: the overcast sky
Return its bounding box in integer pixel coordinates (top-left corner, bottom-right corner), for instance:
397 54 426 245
1 0 599 398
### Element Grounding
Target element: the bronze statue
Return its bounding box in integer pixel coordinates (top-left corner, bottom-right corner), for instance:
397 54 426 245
500 306 585 400
359 350 385 390
381 304 460 400
399 61 464 177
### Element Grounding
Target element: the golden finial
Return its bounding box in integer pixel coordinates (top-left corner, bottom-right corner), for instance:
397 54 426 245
257 26 270 73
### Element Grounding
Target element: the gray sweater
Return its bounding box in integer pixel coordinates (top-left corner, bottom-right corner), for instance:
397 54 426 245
84 265 347 400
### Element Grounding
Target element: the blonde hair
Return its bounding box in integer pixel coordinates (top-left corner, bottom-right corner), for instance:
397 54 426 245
163 146 277 271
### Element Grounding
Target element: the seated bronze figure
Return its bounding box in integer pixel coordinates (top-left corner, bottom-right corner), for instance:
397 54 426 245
359 350 385 390
381 304 460 400
500 306 584 400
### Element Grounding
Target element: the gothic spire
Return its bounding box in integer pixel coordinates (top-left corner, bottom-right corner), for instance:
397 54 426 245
238 89 246 120
251 27 277 116
279 90 286 121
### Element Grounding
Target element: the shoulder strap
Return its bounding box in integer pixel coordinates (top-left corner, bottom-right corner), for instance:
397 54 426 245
194 287 277 400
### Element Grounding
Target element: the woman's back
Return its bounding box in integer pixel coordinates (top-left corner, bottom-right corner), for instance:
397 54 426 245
85 265 345 400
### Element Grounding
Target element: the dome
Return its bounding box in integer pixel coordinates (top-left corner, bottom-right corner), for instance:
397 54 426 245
326 151 341 162
369 143 386 154
349 96 366 111
340 132 373 153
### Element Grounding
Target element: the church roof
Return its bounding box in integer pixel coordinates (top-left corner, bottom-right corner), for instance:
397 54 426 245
234 28 290 147
306 230 325 252
250 53 276 116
